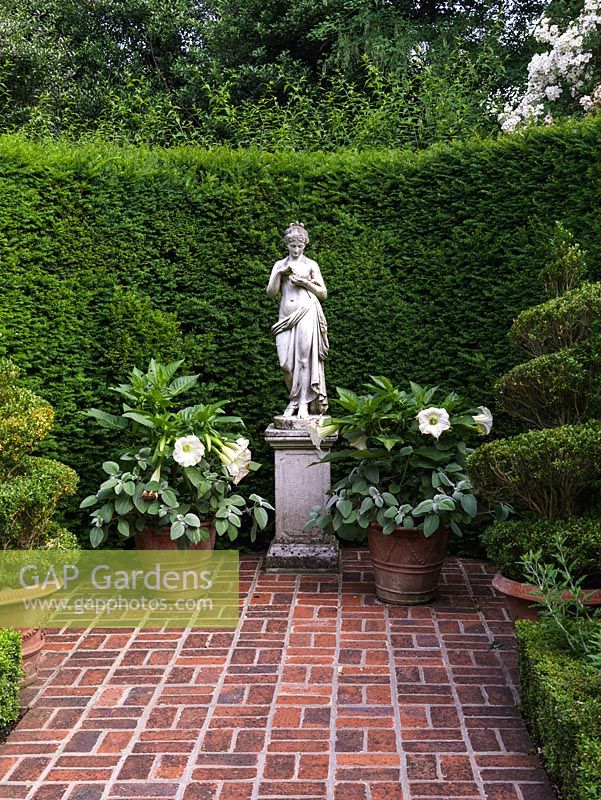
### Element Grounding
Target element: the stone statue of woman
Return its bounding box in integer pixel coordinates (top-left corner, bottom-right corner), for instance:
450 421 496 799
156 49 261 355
266 222 329 419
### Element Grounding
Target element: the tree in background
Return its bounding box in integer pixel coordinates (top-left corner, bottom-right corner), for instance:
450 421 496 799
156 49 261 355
0 0 548 148
498 0 601 130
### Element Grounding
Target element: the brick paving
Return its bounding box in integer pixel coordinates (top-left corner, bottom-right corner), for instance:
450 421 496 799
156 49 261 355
1 549 556 800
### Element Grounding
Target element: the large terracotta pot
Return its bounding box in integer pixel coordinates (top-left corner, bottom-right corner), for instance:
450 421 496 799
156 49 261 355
492 571 601 622
134 522 216 551
367 523 449 605
19 627 45 688
0 581 63 687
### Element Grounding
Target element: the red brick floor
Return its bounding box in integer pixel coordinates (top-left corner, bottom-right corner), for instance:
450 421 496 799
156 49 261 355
1 550 556 800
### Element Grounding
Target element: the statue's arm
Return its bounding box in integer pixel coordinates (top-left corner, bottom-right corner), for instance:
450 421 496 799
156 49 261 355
297 260 327 301
266 260 286 299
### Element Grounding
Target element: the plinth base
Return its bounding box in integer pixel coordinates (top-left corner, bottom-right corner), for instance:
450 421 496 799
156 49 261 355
265 540 340 573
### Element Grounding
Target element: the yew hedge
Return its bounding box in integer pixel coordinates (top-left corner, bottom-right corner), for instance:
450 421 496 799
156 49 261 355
0 119 600 539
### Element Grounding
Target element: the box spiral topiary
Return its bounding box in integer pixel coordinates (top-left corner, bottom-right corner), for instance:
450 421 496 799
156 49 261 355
0 358 78 550
468 223 601 583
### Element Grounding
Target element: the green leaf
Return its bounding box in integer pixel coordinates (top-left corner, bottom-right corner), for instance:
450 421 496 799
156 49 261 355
161 489 178 508
215 518 228 535
337 499 353 519
102 461 120 475
117 518 130 537
115 495 134 515
381 492 398 506
437 498 456 511
122 412 156 428
413 500 434 515
364 465 380 484
169 374 198 396
123 481 136 496
90 528 104 548
460 493 478 518
85 409 128 430
254 506 268 529
170 521 185 539
79 495 98 509
184 513 201 527
423 514 440 536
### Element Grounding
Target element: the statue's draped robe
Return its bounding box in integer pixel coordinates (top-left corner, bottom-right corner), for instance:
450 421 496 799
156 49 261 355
271 292 329 414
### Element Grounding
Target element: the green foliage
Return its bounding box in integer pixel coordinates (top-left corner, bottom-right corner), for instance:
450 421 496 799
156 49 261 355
468 422 601 519
495 339 601 428
305 379 501 540
0 629 21 727
509 282 601 357
483 514 601 582
82 359 272 548
0 0 544 148
0 357 78 548
0 122 601 536
0 456 79 549
538 221 588 297
516 619 601 800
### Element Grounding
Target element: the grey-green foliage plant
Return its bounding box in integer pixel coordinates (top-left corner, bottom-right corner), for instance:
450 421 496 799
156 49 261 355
305 377 507 540
468 223 601 579
521 531 601 665
81 359 273 549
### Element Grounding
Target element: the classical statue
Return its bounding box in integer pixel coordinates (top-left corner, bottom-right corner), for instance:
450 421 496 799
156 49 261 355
267 222 329 419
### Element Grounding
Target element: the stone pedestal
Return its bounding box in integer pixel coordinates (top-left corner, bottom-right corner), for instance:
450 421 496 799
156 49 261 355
264 416 339 572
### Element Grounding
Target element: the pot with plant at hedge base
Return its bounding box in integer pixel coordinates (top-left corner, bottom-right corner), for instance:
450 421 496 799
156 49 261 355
305 378 506 604
81 360 273 551
467 223 601 620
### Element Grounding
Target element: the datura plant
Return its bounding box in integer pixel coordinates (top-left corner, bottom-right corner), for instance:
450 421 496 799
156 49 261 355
80 359 273 548
305 377 508 540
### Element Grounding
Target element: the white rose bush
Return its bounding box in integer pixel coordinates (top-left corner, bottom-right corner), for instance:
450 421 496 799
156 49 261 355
81 359 272 548
499 0 601 131
305 378 508 540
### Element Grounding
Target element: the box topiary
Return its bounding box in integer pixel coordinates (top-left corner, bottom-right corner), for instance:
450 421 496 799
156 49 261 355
516 620 601 800
482 515 601 583
468 223 601 582
0 358 78 550
0 629 22 728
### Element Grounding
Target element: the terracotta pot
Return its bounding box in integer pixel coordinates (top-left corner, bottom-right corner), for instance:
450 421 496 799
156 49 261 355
492 571 601 622
0 581 63 687
134 522 216 551
367 523 449 605
19 627 45 688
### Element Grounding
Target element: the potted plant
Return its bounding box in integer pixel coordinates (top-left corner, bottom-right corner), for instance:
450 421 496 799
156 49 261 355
0 358 79 684
81 359 273 549
305 377 503 603
468 223 601 619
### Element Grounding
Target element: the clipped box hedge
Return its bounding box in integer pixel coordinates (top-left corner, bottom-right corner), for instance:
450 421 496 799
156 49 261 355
0 118 600 534
516 620 601 800
0 629 22 727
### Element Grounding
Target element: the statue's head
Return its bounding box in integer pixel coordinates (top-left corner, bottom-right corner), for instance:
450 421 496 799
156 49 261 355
284 221 309 245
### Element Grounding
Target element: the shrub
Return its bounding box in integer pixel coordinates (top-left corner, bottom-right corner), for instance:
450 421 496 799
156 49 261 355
0 359 78 548
508 282 601 357
495 339 601 428
0 629 21 727
0 358 53 474
516 620 601 800
468 422 601 519
482 515 601 582
0 457 79 549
